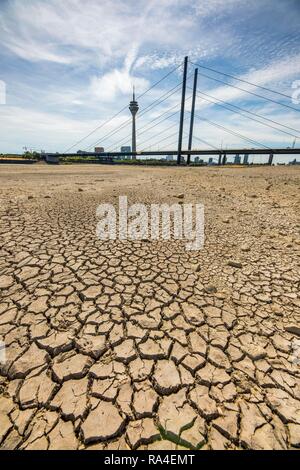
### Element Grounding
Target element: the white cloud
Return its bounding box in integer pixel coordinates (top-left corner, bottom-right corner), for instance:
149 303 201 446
90 46 149 102
0 0 196 66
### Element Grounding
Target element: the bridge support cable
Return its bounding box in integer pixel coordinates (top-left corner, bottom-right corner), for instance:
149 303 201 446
63 104 131 153
191 133 220 151
193 113 273 150
191 68 300 113
106 106 180 152
190 87 300 135
109 92 193 153
142 116 188 152
142 130 180 152
139 121 181 151
140 116 190 152
107 109 181 152
86 118 133 150
108 104 179 151
159 139 180 152
138 99 193 141
91 77 193 152
86 83 182 151
63 62 183 153
188 87 300 140
186 132 221 164
190 61 293 101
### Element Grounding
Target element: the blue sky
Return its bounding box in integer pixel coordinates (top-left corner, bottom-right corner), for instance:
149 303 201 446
0 0 300 157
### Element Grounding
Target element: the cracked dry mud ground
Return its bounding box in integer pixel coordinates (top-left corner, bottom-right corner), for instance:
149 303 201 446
0 164 299 451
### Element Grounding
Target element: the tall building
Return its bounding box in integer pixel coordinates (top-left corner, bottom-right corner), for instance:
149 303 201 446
120 146 131 159
289 158 300 165
121 146 131 153
129 87 139 156
95 147 104 153
234 154 241 164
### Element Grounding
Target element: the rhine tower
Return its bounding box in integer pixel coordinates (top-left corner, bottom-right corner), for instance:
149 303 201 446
129 86 139 157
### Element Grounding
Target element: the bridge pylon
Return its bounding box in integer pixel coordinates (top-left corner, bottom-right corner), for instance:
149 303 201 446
177 56 188 165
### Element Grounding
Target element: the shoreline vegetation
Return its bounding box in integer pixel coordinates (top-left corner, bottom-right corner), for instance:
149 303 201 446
0 153 292 167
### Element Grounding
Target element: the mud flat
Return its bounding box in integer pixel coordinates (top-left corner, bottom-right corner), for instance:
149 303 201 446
0 164 299 450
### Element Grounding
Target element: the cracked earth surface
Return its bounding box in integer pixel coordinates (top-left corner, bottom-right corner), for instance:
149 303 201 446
0 164 299 450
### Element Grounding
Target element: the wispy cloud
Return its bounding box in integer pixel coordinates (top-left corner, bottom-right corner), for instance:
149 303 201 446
90 46 149 102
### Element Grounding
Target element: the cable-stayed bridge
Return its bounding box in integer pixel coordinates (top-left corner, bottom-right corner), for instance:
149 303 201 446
45 56 300 165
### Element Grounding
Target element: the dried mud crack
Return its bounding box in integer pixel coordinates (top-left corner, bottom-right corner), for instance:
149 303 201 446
0 164 299 450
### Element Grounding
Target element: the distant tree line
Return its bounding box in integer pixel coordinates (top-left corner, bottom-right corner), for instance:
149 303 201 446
23 151 41 160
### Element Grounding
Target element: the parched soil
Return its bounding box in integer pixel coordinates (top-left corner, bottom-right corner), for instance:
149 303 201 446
0 163 299 450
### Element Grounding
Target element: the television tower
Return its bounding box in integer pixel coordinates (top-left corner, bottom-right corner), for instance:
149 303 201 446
129 86 139 156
